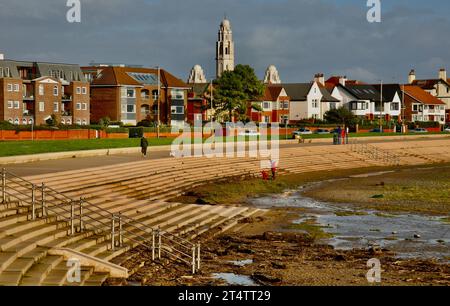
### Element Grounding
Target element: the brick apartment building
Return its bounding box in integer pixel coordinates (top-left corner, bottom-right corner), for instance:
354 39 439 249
82 65 191 127
0 57 90 125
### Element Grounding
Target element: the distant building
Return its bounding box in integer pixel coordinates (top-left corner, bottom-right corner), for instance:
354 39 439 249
402 85 446 124
408 68 450 123
187 65 207 84
216 18 235 78
249 85 290 124
263 65 282 84
0 57 90 125
82 65 190 127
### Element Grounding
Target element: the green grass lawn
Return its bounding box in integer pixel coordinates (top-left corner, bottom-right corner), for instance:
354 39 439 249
0 138 175 157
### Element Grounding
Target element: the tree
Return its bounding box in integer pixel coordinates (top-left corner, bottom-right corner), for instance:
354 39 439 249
324 106 356 126
99 117 111 129
214 65 265 122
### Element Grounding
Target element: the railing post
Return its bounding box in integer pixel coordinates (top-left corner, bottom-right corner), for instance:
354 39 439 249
158 227 161 259
70 200 75 236
1 168 6 204
152 230 156 261
197 243 201 272
41 183 46 218
31 184 36 220
111 214 115 251
118 213 123 247
79 197 83 232
192 246 196 274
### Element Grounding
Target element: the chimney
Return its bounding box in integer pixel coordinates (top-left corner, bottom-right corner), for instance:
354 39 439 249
339 76 347 86
408 69 416 84
314 73 325 85
439 68 447 81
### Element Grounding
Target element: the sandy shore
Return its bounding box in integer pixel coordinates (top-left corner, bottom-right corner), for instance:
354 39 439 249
105 164 449 286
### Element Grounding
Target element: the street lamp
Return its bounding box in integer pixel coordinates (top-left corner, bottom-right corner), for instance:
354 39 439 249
157 66 161 139
379 79 383 133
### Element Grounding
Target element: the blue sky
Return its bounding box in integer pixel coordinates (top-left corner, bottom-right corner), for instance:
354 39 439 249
0 0 449 83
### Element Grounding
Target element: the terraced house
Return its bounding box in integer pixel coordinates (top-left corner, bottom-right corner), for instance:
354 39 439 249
82 65 191 126
0 57 90 125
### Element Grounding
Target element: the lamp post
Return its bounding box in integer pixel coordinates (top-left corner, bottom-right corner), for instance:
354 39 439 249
379 80 383 133
157 66 161 139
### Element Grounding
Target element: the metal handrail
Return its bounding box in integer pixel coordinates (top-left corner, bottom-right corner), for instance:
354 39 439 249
1 168 200 274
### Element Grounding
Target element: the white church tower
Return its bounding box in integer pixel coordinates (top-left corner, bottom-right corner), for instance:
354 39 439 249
216 17 235 79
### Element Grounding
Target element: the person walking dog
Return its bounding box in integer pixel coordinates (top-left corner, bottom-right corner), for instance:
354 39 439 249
140 136 149 157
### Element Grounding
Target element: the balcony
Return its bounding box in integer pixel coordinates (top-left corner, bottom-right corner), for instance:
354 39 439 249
62 95 72 102
23 95 35 101
62 111 72 116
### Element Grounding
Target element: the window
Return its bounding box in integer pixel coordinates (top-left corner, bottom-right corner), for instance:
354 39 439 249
14 118 19 125
82 120 87 125
76 87 81 94
14 84 19 92
13 101 19 109
82 103 87 110
412 104 419 111
39 102 45 112
22 118 27 125
76 119 81 125
127 88 135 98
366 103 369 110
152 90 159 101
28 118 33 125
66 119 71 125
76 103 81 110
126 105 135 113
330 102 337 110
7 101 13 109
53 85 58 96
5 68 10 77
53 102 59 112
390 103 399 111
171 106 184 114
61 103 65 112
171 89 184 100
39 84 44 95
312 99 319 108
82 87 87 95
0 68 3 77
7 84 13 92
263 102 270 109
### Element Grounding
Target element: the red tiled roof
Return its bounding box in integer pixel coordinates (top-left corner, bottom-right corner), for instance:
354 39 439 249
263 85 283 101
83 66 190 88
403 85 445 105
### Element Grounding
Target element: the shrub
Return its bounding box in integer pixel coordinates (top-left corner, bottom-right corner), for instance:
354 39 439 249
128 127 144 138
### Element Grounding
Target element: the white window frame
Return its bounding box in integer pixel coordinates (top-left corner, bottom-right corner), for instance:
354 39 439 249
76 87 81 94
76 103 81 110
82 87 87 95
53 102 59 112
39 102 45 112
14 84 19 92
53 85 59 96
7 84 13 92
13 101 19 109
82 103 87 110
39 84 44 96
7 101 13 109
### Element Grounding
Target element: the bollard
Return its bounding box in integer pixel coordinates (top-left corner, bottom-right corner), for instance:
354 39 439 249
119 213 123 247
158 228 162 259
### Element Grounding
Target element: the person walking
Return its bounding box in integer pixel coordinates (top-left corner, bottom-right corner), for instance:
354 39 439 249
270 159 277 180
140 136 149 157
